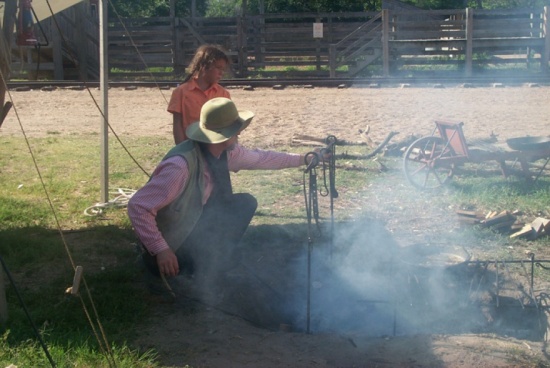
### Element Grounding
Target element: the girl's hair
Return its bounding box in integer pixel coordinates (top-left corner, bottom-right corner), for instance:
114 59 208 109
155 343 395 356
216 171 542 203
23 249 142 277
183 44 230 82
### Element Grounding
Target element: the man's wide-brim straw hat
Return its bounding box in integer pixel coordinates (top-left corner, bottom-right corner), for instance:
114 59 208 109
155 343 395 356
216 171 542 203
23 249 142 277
186 97 254 144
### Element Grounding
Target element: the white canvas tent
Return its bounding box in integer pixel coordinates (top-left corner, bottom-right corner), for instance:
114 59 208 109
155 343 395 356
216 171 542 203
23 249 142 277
1 0 84 24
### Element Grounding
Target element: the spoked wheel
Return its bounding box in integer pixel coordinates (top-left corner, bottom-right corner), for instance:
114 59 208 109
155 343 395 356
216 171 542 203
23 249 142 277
403 136 455 190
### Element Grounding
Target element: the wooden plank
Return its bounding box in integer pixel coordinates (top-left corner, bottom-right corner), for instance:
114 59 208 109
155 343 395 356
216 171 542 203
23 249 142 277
531 217 550 235
473 30 540 38
109 61 173 68
391 30 466 39
110 55 173 62
456 209 484 218
110 46 173 54
510 224 535 239
248 60 329 67
10 62 55 70
394 19 466 28
110 36 172 43
481 210 516 227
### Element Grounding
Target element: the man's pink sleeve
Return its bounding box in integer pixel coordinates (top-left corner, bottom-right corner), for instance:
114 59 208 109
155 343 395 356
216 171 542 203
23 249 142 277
228 145 303 171
128 156 189 255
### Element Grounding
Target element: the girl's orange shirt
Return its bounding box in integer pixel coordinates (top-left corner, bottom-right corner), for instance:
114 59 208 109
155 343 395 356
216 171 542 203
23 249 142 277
167 78 231 140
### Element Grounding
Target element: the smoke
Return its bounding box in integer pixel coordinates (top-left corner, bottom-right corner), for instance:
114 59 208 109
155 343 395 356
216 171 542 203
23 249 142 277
282 216 487 336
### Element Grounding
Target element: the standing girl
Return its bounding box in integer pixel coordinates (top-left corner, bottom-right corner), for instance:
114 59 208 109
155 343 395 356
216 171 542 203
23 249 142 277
168 44 231 144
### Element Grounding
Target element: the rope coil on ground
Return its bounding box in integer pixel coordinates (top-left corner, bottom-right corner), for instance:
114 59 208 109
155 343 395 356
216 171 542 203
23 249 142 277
84 188 136 216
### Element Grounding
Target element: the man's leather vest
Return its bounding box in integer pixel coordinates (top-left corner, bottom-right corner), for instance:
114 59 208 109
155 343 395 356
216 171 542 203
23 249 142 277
155 140 206 252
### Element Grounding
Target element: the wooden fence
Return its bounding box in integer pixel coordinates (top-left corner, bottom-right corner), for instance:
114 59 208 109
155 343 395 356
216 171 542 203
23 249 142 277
378 7 550 77
107 7 549 80
8 6 550 80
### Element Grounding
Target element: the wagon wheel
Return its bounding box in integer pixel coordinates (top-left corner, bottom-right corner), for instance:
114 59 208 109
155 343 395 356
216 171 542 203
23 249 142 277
403 136 455 190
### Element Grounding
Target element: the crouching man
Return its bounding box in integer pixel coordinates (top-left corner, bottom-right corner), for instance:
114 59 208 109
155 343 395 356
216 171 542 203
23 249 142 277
128 97 314 298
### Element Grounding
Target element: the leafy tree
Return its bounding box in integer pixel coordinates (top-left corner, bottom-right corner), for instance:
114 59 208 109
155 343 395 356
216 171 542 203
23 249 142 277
108 0 207 18
206 0 242 17
405 0 467 9
471 0 550 8
405 0 549 9
109 0 169 17
207 0 381 15
107 0 548 18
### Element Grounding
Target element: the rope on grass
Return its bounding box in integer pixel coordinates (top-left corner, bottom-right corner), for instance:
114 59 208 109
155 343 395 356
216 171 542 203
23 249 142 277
84 188 136 216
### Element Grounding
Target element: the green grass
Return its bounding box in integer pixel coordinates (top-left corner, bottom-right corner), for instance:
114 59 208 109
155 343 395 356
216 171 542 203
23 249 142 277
1 134 550 366
0 135 163 367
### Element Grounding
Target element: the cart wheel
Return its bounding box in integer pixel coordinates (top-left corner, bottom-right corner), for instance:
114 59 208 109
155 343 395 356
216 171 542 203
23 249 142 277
403 136 454 190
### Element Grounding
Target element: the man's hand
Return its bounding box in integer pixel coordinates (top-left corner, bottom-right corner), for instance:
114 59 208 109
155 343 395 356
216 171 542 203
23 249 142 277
316 147 332 161
304 147 331 164
156 248 180 277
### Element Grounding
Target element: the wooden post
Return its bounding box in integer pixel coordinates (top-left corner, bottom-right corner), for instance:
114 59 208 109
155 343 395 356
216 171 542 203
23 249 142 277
328 14 335 78
169 0 180 74
382 9 390 77
315 16 321 72
257 0 265 68
1 0 16 115
0 55 10 128
237 4 247 77
543 6 549 74
0 32 9 114
75 2 88 80
51 17 64 80
329 44 336 78
2 0 17 45
465 8 473 77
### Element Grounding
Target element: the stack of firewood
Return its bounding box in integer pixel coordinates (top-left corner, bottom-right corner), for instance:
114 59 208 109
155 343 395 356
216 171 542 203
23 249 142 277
456 209 550 240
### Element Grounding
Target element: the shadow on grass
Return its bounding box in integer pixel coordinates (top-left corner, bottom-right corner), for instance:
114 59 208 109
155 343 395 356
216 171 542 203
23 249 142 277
1 215 548 367
0 224 148 347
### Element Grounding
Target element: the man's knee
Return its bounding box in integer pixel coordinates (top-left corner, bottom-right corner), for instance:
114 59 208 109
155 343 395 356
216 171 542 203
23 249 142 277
236 193 258 215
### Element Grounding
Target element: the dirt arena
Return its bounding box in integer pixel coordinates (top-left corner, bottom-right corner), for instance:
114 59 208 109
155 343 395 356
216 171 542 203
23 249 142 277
2 84 550 367
3 83 550 145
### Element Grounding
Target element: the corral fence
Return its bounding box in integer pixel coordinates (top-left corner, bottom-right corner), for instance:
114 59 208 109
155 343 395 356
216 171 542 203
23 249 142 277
103 6 550 79
8 5 550 80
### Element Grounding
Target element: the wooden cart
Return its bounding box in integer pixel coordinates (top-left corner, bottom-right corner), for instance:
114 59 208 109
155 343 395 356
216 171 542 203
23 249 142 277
402 120 550 190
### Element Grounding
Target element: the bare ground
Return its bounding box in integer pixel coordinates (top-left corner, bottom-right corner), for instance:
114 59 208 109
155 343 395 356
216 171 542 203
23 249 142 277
3 83 550 367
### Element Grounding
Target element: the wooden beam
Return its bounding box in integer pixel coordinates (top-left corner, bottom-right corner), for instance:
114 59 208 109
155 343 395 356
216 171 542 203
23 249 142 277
465 8 473 77
382 9 390 77
75 2 88 80
51 17 64 80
